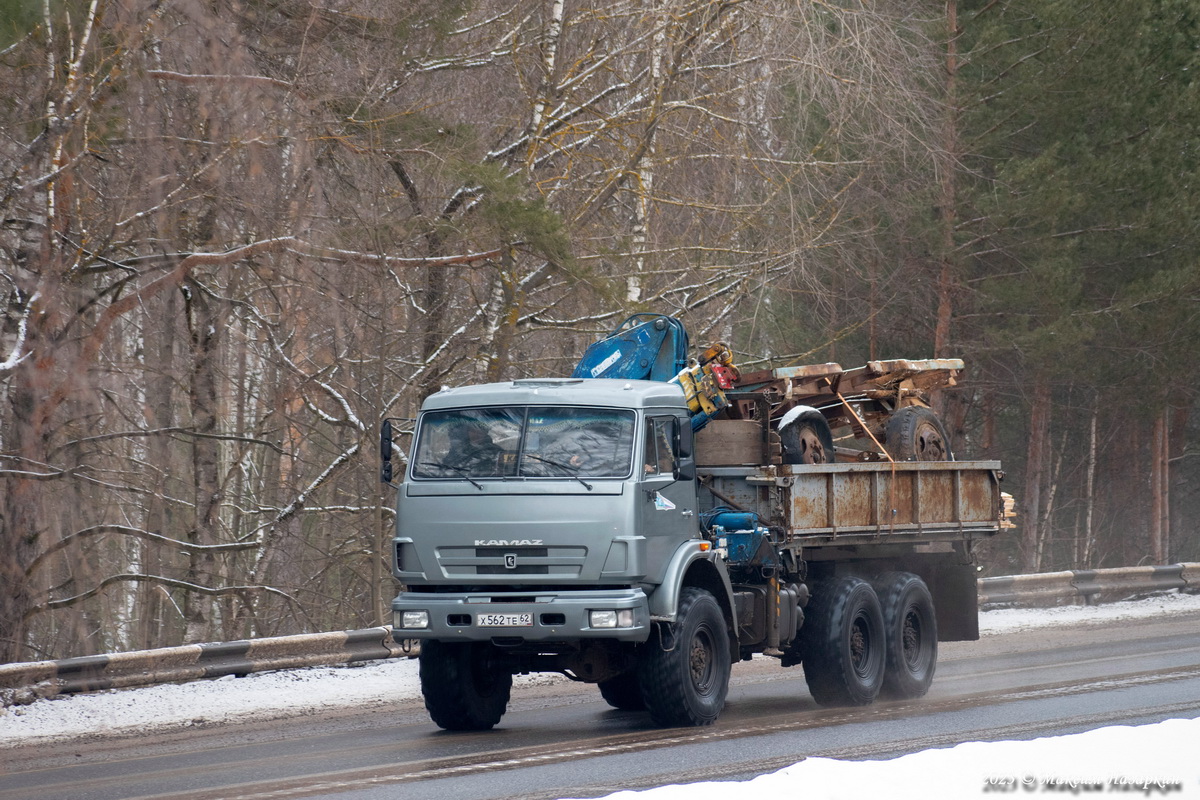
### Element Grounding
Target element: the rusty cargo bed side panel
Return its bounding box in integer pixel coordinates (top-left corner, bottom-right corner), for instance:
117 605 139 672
699 461 1003 548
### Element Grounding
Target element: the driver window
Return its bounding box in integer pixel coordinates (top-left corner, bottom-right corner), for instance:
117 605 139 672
643 417 677 476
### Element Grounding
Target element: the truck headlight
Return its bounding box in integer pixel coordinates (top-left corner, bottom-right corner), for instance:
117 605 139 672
396 610 430 629
589 609 635 628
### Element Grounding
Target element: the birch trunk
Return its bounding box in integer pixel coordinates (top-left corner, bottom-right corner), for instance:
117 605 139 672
1082 399 1098 567
1149 411 1164 563
933 0 959 360
1021 379 1051 573
183 278 223 643
1168 402 1191 565
1039 426 1065 569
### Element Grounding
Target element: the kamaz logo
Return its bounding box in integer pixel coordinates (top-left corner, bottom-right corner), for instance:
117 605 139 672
475 539 544 546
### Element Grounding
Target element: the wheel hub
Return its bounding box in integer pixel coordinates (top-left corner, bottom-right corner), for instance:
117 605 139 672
915 424 947 460
690 632 713 689
850 619 868 672
902 610 922 667
799 430 826 463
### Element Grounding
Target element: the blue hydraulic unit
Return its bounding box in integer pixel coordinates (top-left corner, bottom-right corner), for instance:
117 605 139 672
572 314 690 382
703 509 779 570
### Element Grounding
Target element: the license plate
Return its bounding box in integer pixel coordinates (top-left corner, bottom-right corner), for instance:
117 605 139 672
476 613 533 627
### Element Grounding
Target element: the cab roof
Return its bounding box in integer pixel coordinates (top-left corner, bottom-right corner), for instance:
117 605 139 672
420 378 688 412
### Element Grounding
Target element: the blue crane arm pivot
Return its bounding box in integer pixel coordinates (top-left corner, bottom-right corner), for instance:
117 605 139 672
571 314 690 382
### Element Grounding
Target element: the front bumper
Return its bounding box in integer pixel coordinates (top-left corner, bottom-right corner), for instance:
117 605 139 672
391 587 651 643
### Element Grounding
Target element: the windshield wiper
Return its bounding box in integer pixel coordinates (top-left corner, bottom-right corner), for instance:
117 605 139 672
419 461 483 490
522 453 593 491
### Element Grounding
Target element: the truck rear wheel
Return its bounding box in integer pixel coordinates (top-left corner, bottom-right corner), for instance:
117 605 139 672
638 587 731 726
780 409 836 464
419 640 513 731
799 576 885 706
598 671 645 710
884 407 952 461
875 571 937 699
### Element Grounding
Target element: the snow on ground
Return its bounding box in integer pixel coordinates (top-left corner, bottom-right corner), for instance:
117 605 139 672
573 719 1200 800
2 592 1200 798
974 590 1200 635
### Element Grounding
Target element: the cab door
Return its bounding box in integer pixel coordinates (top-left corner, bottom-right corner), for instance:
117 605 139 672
638 414 699 583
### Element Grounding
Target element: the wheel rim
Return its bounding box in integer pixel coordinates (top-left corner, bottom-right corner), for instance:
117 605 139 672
901 608 923 669
914 422 948 460
689 625 715 694
850 613 872 678
798 427 827 464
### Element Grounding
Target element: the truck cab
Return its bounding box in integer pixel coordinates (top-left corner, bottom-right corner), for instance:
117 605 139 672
389 379 734 729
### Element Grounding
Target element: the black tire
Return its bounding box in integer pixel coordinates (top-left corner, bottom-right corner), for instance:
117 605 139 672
884 406 953 461
638 587 731 727
419 640 513 731
799 576 886 707
874 572 937 699
780 409 836 464
598 671 645 710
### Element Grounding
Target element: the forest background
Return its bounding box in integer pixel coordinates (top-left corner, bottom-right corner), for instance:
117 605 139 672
1 0 1197 664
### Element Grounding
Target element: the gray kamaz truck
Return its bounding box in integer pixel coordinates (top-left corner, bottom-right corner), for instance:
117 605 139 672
380 316 1004 730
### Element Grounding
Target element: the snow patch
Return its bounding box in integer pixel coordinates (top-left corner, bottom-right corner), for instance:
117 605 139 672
777 404 821 429
979 591 1200 634
576 718 1200 800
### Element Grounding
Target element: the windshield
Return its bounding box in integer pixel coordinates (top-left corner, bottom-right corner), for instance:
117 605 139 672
412 406 636 480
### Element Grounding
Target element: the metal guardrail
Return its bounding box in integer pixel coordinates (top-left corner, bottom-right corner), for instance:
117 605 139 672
0 626 406 707
977 570 1078 606
977 562 1200 607
3 563 1198 707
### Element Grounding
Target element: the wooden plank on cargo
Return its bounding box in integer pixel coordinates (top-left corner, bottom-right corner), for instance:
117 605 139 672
695 420 765 466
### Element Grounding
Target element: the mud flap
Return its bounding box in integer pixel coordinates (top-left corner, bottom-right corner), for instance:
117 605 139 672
929 562 979 641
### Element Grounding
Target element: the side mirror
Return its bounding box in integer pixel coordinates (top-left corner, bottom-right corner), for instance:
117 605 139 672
673 417 696 481
673 417 694 459
380 419 394 483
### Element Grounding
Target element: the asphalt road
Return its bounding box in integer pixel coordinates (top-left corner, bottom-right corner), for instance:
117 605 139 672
3 609 1199 800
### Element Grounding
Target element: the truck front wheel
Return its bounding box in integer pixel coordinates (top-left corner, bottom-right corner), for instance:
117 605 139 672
419 640 513 731
799 577 885 706
638 587 731 726
875 571 937 698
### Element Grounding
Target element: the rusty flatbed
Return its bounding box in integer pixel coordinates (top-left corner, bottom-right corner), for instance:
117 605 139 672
699 460 1004 548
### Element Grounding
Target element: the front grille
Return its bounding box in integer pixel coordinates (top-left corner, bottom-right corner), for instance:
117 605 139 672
436 545 587 577
476 546 550 574
476 547 549 558
477 564 549 575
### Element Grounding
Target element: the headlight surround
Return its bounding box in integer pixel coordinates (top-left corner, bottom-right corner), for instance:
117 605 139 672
396 610 430 629
589 609 635 628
